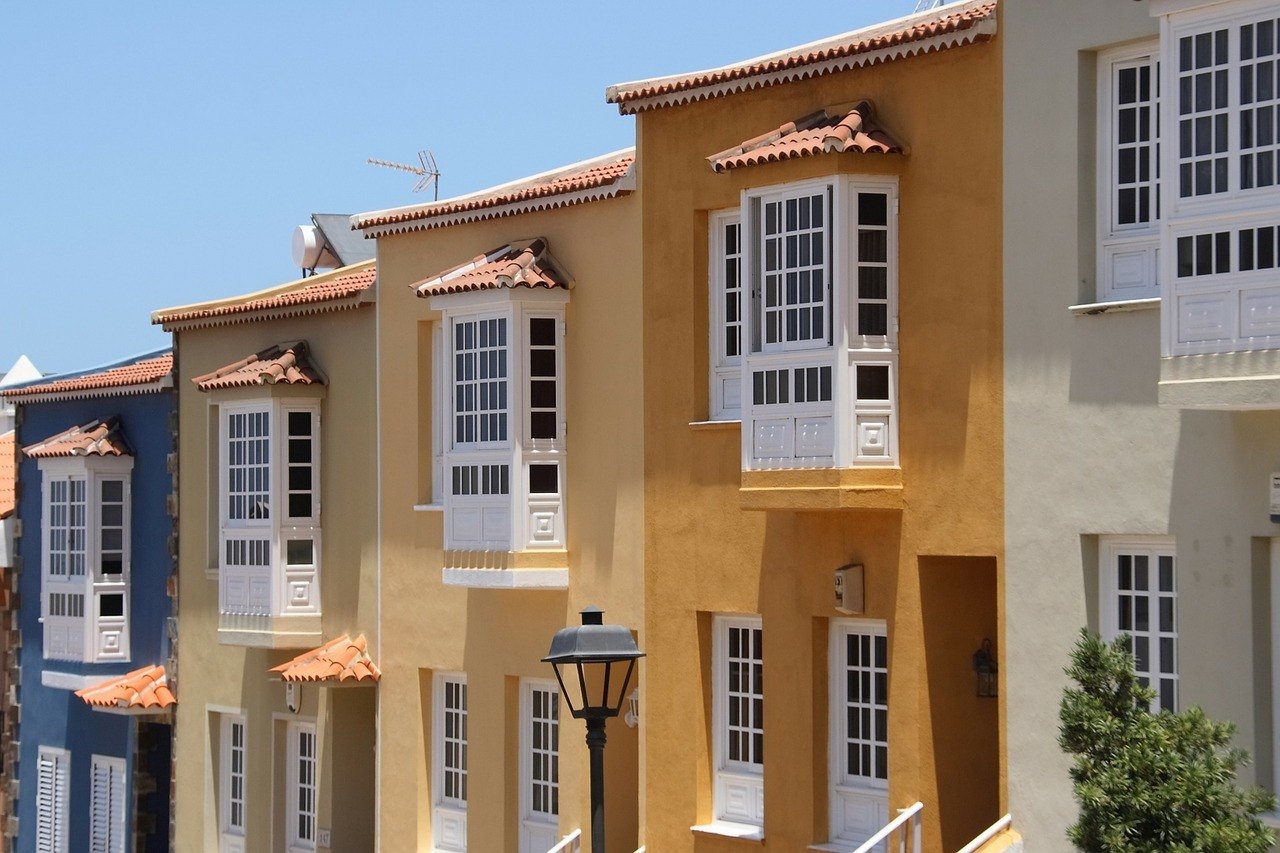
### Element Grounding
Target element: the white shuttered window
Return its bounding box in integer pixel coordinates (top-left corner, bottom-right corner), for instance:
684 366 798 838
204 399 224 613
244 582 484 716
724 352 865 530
36 746 70 853
90 755 127 853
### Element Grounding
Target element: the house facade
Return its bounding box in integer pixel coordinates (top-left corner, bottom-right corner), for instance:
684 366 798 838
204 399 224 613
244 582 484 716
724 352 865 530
606 2 1007 850
155 260 380 853
1 350 176 853
352 150 644 852
1004 0 1280 846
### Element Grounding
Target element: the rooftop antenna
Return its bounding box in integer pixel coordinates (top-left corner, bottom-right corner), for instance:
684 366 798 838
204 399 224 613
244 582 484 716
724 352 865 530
367 149 441 199
913 0 948 10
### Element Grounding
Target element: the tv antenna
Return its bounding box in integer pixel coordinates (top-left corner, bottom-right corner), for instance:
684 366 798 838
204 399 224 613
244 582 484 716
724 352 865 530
367 149 441 199
913 0 948 10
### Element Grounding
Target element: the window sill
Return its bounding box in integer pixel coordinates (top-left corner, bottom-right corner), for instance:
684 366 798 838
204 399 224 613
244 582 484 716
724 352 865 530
740 467 903 512
1068 297 1159 316
413 503 445 512
442 549 570 589
691 821 765 843
690 419 741 431
41 671 100 690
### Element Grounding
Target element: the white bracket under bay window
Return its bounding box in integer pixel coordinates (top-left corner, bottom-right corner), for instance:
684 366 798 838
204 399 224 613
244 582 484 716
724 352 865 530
1098 41 1161 302
1100 536 1177 712
519 679 560 853
705 615 764 838
720 177 898 470
38 456 133 663
1158 1 1280 356
430 288 569 585
828 620 889 847
217 398 321 646
433 673 468 852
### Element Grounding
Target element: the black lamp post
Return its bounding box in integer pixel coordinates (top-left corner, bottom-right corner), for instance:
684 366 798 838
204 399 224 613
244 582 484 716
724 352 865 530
543 606 644 853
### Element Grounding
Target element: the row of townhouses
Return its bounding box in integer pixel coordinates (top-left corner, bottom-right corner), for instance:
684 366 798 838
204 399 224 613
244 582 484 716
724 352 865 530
2 0 1279 850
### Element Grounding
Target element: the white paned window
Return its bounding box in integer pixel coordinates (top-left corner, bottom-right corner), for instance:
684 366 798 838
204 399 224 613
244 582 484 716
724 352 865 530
433 673 469 852
36 746 70 853
1101 537 1177 712
712 615 764 831
220 714 247 843
519 680 559 853
89 755 127 853
1099 42 1162 301
829 621 889 846
217 400 321 625
433 292 569 560
39 458 132 663
740 178 898 470
287 721 317 852
710 212 745 420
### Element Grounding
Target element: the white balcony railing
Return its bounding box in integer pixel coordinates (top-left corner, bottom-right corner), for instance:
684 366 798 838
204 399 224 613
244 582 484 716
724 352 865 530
852 801 922 853
957 814 1012 853
546 828 581 853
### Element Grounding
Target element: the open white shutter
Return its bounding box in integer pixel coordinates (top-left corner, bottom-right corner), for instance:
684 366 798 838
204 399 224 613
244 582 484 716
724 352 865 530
36 747 69 853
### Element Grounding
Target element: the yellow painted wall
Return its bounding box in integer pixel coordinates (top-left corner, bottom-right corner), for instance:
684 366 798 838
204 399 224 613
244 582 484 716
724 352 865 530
633 30 1004 853
170 304 378 852
373 192 644 851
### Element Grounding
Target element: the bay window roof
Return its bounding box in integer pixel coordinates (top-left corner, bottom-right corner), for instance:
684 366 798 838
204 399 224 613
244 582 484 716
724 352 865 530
708 101 904 173
23 417 132 458
269 634 381 684
412 239 570 298
76 665 176 713
193 341 325 391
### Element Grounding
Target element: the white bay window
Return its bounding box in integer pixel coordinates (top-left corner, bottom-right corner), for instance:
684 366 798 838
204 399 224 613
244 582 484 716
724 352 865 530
718 177 898 469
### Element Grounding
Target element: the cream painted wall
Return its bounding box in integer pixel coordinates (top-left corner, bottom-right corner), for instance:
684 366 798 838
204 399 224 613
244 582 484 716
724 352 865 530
372 193 645 852
170 306 378 852
1004 0 1280 848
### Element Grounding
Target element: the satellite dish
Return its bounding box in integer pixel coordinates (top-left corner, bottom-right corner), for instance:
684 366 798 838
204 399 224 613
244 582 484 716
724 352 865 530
367 149 441 198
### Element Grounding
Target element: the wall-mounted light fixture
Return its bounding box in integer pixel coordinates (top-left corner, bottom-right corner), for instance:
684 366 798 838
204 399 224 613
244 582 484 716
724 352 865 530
624 689 640 729
972 638 997 698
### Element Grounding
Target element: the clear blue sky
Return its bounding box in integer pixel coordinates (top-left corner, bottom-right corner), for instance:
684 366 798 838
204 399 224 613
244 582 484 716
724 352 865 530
2 0 914 376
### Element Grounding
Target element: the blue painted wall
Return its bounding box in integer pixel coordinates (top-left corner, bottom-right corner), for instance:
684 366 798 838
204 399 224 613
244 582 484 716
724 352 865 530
13 383 173 853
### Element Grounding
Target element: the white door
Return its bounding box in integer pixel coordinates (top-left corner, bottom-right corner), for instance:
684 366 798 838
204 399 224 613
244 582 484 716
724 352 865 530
831 621 890 848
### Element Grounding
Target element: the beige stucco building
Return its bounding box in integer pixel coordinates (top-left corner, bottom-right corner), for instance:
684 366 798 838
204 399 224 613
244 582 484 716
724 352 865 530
155 260 380 852
353 151 645 852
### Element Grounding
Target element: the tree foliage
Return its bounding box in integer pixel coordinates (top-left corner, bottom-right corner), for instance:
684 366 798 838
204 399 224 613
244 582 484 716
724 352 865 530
1059 629 1276 852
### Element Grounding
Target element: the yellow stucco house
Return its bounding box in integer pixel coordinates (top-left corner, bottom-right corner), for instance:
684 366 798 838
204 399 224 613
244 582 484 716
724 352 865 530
604 1 1009 850
352 151 644 852
154 257 380 852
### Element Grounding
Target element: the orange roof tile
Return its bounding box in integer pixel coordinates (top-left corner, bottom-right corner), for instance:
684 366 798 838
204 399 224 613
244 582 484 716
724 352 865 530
153 262 375 329
0 431 14 520
709 102 903 172
0 352 172 402
193 342 323 391
270 634 381 684
413 239 568 297
607 0 997 114
353 150 635 235
76 665 175 712
24 418 132 459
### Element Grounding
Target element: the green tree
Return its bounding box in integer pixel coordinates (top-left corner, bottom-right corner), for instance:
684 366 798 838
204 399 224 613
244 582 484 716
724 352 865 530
1059 629 1276 852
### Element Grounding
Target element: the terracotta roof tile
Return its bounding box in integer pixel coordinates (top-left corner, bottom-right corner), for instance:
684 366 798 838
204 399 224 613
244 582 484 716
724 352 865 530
0 431 14 519
710 102 902 172
24 418 132 459
152 261 375 329
0 352 172 402
193 341 323 391
413 239 568 297
607 0 997 113
76 665 175 712
270 634 381 684
353 150 635 235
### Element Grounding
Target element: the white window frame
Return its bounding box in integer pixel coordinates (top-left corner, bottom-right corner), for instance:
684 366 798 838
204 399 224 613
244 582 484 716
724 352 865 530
433 673 468 852
38 456 133 663
36 745 70 853
286 720 318 853
1100 536 1178 712
220 713 247 847
216 398 321 621
89 754 127 853
711 615 764 834
431 290 570 557
828 619 889 847
1097 40 1162 302
710 209 745 420
518 679 560 853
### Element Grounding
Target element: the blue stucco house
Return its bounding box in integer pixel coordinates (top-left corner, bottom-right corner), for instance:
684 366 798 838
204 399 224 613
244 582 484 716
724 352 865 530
2 349 175 853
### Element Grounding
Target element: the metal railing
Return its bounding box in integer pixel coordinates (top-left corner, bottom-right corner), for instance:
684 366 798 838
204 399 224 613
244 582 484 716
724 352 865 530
546 828 582 853
956 814 1012 853
853 801 924 853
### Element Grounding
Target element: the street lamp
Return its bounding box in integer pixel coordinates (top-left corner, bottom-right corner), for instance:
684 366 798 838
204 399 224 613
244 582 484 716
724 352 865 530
543 606 644 853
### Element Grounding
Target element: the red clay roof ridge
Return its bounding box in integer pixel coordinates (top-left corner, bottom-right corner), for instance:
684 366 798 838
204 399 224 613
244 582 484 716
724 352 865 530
413 238 570 297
